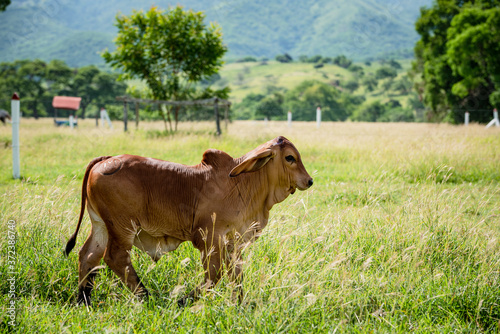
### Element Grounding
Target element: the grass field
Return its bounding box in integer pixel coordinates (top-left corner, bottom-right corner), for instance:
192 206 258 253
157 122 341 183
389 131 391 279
1 119 499 333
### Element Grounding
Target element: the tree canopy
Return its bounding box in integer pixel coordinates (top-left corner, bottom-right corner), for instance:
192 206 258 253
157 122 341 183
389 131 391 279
102 6 227 131
284 81 346 121
0 0 10 11
413 0 500 123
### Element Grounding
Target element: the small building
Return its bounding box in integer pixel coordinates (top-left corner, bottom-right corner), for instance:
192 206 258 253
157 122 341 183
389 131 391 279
52 96 81 127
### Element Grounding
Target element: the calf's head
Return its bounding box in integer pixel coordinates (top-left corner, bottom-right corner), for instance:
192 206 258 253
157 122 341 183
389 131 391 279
230 136 313 196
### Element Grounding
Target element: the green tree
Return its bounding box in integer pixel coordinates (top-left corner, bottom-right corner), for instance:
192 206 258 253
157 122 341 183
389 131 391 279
58 65 126 119
275 53 293 63
362 75 378 92
381 78 395 93
342 79 360 93
93 72 127 111
183 86 231 121
333 55 352 69
17 59 48 119
392 75 413 95
255 93 284 120
446 7 500 116
62 66 99 118
378 107 415 122
351 101 386 122
298 55 309 63
103 6 227 131
348 64 364 76
234 93 265 120
45 60 73 96
413 0 500 123
0 59 59 118
308 55 323 63
0 59 125 119
235 56 257 63
340 94 366 117
284 80 347 121
375 66 397 80
0 0 10 11
387 59 402 70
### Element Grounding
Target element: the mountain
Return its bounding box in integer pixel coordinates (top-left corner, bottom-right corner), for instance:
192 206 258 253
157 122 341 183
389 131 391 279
0 0 432 67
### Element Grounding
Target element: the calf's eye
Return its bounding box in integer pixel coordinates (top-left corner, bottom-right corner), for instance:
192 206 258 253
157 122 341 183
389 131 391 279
285 155 296 163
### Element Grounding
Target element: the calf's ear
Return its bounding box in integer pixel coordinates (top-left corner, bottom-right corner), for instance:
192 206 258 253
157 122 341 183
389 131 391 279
230 149 275 177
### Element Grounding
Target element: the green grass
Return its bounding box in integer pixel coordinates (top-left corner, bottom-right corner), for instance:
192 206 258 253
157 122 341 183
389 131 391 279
1 119 499 332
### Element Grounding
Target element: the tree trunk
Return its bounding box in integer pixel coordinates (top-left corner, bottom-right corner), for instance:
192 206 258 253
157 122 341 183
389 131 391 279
33 100 39 119
159 105 173 133
174 106 179 132
81 104 87 119
160 104 168 132
135 102 139 130
166 106 173 133
214 98 221 136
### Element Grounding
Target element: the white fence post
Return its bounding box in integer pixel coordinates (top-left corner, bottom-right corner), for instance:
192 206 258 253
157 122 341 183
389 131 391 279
69 115 74 129
100 108 105 128
100 108 112 129
288 111 292 128
11 93 20 179
316 106 321 129
485 108 499 128
264 117 268 127
464 111 469 126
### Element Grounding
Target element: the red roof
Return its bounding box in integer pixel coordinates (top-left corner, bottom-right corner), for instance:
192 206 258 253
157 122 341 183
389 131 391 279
52 96 81 111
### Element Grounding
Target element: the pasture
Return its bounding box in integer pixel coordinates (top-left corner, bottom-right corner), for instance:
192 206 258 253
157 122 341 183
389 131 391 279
1 119 499 332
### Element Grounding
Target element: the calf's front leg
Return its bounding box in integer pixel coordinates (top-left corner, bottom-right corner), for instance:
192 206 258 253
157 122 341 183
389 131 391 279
177 236 247 306
177 236 227 307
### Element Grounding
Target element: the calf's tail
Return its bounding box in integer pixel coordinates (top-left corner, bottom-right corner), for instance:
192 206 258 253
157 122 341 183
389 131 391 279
64 156 112 256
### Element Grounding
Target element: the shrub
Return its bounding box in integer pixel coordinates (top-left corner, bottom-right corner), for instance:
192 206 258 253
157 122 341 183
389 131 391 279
375 66 398 79
236 56 258 63
333 55 352 68
275 53 293 63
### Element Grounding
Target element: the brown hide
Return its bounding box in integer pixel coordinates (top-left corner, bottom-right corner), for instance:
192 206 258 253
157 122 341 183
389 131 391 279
65 136 313 305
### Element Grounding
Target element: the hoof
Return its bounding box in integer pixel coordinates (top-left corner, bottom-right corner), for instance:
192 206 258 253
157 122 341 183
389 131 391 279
138 289 150 303
77 292 91 306
177 295 194 307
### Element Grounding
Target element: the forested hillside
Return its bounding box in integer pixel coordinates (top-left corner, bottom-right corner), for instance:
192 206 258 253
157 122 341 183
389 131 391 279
0 0 431 67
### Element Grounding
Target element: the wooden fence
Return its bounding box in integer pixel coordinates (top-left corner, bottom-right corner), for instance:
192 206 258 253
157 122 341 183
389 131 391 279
116 96 231 135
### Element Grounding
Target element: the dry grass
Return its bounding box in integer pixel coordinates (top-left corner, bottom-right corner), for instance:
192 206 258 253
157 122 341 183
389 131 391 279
0 119 499 332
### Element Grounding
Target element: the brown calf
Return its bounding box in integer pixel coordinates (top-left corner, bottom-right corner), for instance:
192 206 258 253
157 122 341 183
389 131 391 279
65 136 313 305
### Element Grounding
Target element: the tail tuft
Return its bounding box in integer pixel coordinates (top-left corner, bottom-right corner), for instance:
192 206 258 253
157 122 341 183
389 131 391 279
64 235 77 257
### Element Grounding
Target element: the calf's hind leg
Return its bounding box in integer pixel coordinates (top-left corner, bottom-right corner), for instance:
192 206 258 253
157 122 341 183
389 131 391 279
103 231 149 300
77 212 108 305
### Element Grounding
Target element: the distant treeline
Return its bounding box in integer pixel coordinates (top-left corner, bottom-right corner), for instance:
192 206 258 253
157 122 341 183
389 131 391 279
234 81 424 123
0 59 126 119
0 58 232 123
232 54 425 123
0 56 424 124
233 54 402 69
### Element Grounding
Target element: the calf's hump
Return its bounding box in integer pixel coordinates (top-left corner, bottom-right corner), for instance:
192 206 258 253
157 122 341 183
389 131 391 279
96 157 123 175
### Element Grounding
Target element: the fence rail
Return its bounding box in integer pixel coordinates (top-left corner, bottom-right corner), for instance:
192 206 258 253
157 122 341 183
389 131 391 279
115 96 231 107
116 96 231 135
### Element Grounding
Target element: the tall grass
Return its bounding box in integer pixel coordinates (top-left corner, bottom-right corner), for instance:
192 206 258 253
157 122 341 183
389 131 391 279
1 119 499 332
